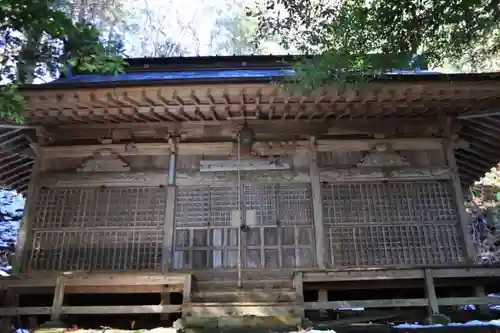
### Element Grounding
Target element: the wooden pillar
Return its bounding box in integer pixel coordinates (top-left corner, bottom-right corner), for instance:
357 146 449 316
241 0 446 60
309 137 326 269
163 186 176 272
318 289 329 318
182 274 193 317
444 119 475 263
424 269 439 317
475 285 489 313
163 145 177 272
2 289 19 329
160 286 171 321
14 144 40 273
51 276 66 321
294 272 304 318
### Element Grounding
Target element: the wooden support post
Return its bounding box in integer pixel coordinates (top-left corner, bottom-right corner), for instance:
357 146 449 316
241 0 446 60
163 186 176 272
475 285 489 313
163 146 177 272
318 289 329 318
160 286 171 321
183 275 192 305
294 272 304 318
2 289 19 329
444 118 475 263
50 277 65 322
424 269 439 318
309 137 326 269
14 150 40 273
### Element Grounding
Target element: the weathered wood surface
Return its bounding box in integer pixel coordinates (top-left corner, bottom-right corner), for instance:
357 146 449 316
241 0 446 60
21 82 500 126
192 289 296 303
37 171 169 187
2 267 500 289
0 305 182 316
0 272 189 289
304 296 500 310
1 296 498 316
184 303 300 317
301 267 500 282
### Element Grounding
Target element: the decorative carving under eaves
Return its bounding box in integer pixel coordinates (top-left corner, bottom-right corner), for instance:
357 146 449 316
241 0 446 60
357 143 410 167
37 171 167 188
320 168 451 182
176 170 310 185
77 148 130 172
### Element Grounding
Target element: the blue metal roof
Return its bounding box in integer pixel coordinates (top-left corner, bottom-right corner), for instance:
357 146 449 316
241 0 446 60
52 68 441 85
54 69 297 84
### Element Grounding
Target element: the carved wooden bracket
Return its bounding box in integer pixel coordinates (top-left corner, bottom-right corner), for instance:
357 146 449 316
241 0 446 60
228 140 310 157
77 148 130 172
357 143 410 168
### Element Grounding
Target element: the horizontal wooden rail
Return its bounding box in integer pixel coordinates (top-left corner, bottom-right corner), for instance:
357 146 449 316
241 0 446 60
304 296 500 310
0 305 182 316
301 267 500 282
0 272 189 289
1 297 498 316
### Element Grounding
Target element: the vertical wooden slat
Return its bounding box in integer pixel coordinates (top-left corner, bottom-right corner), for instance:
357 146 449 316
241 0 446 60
309 137 326 269
444 118 475 263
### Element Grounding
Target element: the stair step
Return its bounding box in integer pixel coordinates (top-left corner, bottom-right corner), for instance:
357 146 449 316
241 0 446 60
192 288 296 302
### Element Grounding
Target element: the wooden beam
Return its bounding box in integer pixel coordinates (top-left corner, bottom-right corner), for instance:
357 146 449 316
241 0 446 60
304 296 500 310
40 142 173 159
0 297 497 317
0 307 51 316
192 289 296 302
0 272 188 289
305 299 428 309
37 171 168 188
316 138 444 152
186 303 299 317
51 119 439 138
438 296 500 306
62 305 182 315
0 305 181 316
7 285 183 295
302 267 500 282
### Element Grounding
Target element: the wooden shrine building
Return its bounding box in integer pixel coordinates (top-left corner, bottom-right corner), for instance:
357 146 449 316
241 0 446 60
1 55 500 328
